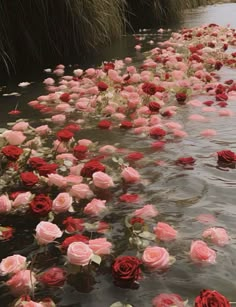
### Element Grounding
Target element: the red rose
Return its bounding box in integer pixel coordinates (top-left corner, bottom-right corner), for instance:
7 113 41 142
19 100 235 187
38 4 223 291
37 163 58 176
150 127 166 139
97 81 109 91
176 92 187 103
61 234 89 251
125 152 144 161
2 145 23 161
130 217 145 225
20 172 39 186
215 61 223 70
216 93 228 101
215 84 226 94
119 193 140 203
30 194 52 216
0 226 14 241
103 62 115 72
203 100 214 106
9 191 25 200
8 110 21 115
80 160 106 178
217 101 228 107
39 267 67 287
56 129 74 142
60 93 70 102
148 101 161 112
217 150 236 164
112 256 142 288
28 157 46 169
98 120 112 129
64 123 81 132
120 121 133 129
195 289 230 307
62 217 84 233
224 79 234 85
176 157 196 165
142 82 158 95
73 145 88 160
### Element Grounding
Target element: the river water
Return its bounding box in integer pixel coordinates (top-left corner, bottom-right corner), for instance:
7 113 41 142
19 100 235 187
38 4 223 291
1 3 236 307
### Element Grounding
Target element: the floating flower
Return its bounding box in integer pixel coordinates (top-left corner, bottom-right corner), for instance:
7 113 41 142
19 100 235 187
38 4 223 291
217 150 236 164
67 242 93 266
39 267 67 287
35 221 62 245
142 246 173 270
0 255 27 276
152 293 184 307
190 240 216 264
195 289 230 307
154 222 177 241
202 227 229 247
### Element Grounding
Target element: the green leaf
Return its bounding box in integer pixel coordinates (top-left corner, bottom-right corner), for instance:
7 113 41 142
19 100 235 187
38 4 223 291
91 254 102 265
138 231 156 240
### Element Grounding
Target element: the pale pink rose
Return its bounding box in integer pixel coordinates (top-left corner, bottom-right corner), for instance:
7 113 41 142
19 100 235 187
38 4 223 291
137 106 150 115
77 139 92 146
64 175 83 185
102 105 115 115
56 153 77 163
165 121 182 130
196 214 216 224
142 246 171 270
0 195 12 213
51 114 66 125
28 100 38 106
85 68 96 76
6 269 36 296
35 125 51 135
154 222 177 241
67 242 93 266
92 172 114 189
108 70 122 83
43 78 55 85
56 103 71 112
99 145 117 155
13 192 33 208
149 115 162 125
190 240 216 264
201 107 216 113
53 68 64 76
69 164 84 176
121 167 140 183
0 255 27 275
202 227 229 247
111 113 126 121
12 122 29 131
125 57 132 63
15 299 43 307
35 221 62 245
37 95 50 101
73 68 83 76
2 130 26 145
134 204 158 219
187 100 202 107
133 127 148 134
152 293 184 307
47 174 67 188
52 193 73 213
188 114 206 122
172 129 188 138
218 109 234 116
84 198 107 216
133 117 148 127
200 129 217 137
70 184 94 199
88 238 112 255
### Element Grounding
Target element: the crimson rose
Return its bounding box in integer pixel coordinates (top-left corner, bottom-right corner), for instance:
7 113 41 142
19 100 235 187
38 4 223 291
60 93 70 102
20 172 39 186
125 152 144 161
30 194 52 216
37 163 58 176
57 129 74 142
2 145 23 161
195 289 230 307
39 267 67 287
176 92 187 103
176 157 196 165
28 157 46 169
97 81 108 91
150 127 166 139
217 150 236 164
80 160 106 177
62 217 84 233
98 120 112 129
61 234 89 251
148 101 161 112
120 121 133 129
119 194 139 203
73 145 88 160
142 82 158 95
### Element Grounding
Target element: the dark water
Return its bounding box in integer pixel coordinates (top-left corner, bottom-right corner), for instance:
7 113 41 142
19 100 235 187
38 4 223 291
1 3 236 306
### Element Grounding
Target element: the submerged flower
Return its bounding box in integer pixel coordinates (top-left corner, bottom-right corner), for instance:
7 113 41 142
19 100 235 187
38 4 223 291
195 289 230 307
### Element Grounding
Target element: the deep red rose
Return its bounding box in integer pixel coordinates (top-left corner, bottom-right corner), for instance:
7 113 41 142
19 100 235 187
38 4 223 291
97 81 109 91
28 157 46 169
215 84 227 94
61 234 89 251
80 160 106 177
208 42 215 48
228 84 236 92
40 106 53 114
149 127 166 139
176 92 187 103
112 256 142 288
30 194 52 216
20 172 39 187
73 145 88 160
120 121 133 129
98 120 112 129
148 101 161 112
217 150 236 164
217 101 228 107
0 226 14 241
125 152 144 161
103 61 115 72
195 289 230 307
224 79 234 85
64 123 81 132
62 217 84 233
142 82 158 95
130 217 145 225
176 157 196 165
203 100 214 106
231 52 236 58
119 193 140 203
2 145 23 161
9 191 25 200
57 129 74 142
39 267 67 287
60 93 70 102
37 163 58 176
216 93 228 101
215 61 223 70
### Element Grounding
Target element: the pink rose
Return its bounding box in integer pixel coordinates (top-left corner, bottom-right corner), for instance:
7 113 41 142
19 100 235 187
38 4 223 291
0 195 12 213
92 171 114 189
84 198 107 216
134 204 158 219
14 298 43 307
67 242 93 266
35 221 62 245
53 140 68 153
52 193 73 213
88 238 112 255
64 175 83 185
190 240 216 264
0 254 27 275
47 174 67 188
13 192 33 208
6 269 36 296
142 246 171 270
70 184 93 199
2 130 26 145
202 227 229 247
51 114 66 125
43 77 55 85
121 167 141 183
99 145 117 155
77 139 92 146
35 125 51 135
152 293 184 307
12 121 29 131
154 222 177 241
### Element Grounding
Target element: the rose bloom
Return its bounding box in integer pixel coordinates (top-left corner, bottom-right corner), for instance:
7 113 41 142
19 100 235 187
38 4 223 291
195 289 230 307
0 254 27 275
73 145 88 160
30 194 52 216
134 204 158 219
62 216 84 233
80 160 106 178
202 227 229 247
125 152 144 161
52 193 73 213
149 127 166 139
47 174 67 188
70 183 93 199
6 269 36 296
35 221 62 245
39 267 67 287
88 238 112 255
28 157 46 169
98 119 112 129
153 222 177 241
190 240 216 264
92 171 114 189
12 121 29 131
121 167 140 183
176 156 196 165
67 242 93 266
0 195 12 213
64 174 83 185
0 226 14 241
20 172 39 187
119 193 140 203
1 145 23 161
51 114 66 125
61 234 89 251
84 198 107 216
152 293 184 307
217 150 236 164
14 297 44 307
37 163 58 177
53 140 68 153
142 246 171 270
2 130 26 145
56 129 74 142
